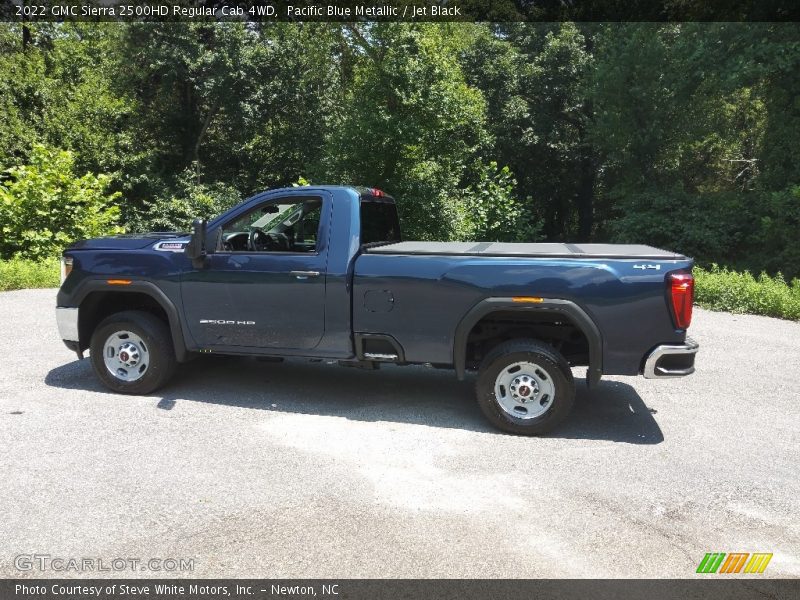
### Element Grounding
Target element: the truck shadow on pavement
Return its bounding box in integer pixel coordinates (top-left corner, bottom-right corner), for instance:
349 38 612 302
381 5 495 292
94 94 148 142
45 356 663 444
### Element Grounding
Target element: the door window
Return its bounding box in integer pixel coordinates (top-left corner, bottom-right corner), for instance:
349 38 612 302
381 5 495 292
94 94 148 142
220 196 323 253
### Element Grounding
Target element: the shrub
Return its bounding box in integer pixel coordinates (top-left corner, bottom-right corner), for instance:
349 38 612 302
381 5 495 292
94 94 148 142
694 265 800 321
0 257 60 291
0 144 123 261
457 162 541 242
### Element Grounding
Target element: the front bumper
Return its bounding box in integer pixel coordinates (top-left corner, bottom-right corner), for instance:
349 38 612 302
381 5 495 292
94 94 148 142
56 307 79 342
643 337 699 379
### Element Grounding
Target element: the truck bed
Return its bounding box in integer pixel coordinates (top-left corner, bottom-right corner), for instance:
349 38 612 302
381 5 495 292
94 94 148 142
367 241 687 260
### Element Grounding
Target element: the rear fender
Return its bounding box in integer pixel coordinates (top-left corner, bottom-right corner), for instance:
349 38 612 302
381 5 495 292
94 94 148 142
453 298 603 386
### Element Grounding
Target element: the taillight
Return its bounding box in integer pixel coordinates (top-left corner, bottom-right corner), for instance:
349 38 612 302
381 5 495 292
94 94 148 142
668 271 694 329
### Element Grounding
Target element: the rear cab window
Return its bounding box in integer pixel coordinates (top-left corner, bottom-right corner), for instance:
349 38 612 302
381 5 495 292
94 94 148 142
360 192 401 246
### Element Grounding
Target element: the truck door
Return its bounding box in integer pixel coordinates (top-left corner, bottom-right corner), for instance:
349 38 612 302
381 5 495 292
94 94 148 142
181 192 330 350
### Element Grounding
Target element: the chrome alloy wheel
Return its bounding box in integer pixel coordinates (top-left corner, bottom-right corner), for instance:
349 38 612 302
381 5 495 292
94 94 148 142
103 330 149 382
493 360 556 419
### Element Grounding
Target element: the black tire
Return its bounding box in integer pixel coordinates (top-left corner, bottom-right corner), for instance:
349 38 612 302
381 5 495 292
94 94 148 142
90 310 177 395
475 339 575 435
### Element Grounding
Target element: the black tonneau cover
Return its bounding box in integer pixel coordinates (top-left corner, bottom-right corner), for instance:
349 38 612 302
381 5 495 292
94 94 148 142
367 241 687 260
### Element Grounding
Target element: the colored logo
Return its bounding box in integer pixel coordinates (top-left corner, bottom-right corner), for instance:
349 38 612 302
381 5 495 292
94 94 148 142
696 552 772 574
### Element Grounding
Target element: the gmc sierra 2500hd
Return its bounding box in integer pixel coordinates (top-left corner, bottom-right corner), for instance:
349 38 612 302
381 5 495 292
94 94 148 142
56 186 698 435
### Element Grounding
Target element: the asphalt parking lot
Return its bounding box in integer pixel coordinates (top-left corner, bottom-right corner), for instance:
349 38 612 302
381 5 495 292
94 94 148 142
1 288 798 578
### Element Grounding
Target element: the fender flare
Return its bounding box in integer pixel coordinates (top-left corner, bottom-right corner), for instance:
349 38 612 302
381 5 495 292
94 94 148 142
70 279 188 362
452 298 603 386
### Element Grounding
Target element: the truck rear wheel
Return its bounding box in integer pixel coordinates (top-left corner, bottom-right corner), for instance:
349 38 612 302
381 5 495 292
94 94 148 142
475 339 575 435
90 310 177 395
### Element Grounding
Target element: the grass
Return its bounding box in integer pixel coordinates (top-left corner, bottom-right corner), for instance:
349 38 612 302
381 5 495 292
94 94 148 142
1 257 799 322
694 265 800 321
0 257 60 291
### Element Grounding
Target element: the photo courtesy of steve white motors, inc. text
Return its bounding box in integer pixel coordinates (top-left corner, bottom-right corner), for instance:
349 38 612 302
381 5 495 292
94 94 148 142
14 583 339 597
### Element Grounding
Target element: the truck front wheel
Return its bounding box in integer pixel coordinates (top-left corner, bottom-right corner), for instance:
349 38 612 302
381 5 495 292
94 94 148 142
475 339 575 435
90 310 177 395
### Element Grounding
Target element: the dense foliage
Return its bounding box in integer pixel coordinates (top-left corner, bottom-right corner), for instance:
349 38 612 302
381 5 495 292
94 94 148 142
694 266 800 321
0 257 59 291
0 144 122 260
0 22 798 280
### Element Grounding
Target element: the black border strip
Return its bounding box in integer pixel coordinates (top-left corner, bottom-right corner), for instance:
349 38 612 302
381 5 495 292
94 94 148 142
3 579 799 600
2 1 800 23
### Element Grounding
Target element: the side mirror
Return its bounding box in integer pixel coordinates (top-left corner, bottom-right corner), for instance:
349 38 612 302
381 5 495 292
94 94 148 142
185 218 208 268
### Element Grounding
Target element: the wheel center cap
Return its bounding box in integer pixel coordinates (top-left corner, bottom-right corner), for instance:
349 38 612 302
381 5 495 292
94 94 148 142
117 342 140 367
518 385 532 397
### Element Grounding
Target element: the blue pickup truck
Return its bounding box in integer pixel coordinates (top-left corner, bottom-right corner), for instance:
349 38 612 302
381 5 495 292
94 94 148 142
56 186 698 434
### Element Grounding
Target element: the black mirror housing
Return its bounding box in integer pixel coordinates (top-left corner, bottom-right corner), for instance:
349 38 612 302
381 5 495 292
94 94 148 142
185 218 208 268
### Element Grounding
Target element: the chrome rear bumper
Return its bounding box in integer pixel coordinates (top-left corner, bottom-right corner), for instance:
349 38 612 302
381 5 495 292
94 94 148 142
643 337 699 379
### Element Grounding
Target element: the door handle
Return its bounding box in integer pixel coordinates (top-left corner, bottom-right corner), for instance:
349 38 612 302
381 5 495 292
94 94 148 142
290 270 320 280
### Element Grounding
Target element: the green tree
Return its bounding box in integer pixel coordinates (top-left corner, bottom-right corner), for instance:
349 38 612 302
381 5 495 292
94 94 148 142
116 22 342 226
0 23 128 174
114 21 261 218
314 23 489 240
464 23 596 241
590 23 800 277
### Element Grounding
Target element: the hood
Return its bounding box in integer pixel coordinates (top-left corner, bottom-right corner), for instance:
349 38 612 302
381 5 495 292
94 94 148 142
67 232 189 251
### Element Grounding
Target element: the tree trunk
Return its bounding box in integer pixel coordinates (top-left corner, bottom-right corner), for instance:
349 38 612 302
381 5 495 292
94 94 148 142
192 100 220 179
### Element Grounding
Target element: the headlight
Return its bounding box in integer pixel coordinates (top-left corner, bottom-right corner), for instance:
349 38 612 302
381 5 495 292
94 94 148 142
60 256 73 285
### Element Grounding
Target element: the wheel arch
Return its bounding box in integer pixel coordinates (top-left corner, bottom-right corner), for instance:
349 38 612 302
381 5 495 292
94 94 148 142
453 298 603 386
72 280 188 362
